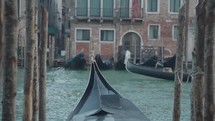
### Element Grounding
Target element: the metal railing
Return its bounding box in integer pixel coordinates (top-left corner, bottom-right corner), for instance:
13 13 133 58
75 8 143 20
118 45 163 61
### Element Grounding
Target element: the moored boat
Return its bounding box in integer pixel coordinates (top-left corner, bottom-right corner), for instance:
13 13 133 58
95 54 114 70
66 61 150 121
162 55 176 71
126 59 191 82
64 52 86 70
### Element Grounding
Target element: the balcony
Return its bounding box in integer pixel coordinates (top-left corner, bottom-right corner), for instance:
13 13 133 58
74 7 143 23
119 8 143 22
75 8 114 22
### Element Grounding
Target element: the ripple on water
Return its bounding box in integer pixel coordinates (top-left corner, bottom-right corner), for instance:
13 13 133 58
0 68 191 121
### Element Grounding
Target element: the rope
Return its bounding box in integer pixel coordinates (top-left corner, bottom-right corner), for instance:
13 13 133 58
176 72 183 86
186 72 194 83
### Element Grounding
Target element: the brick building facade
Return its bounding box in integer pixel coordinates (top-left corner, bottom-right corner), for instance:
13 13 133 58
67 0 197 63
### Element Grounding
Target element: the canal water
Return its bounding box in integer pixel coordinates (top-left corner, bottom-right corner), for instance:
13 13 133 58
1 67 191 121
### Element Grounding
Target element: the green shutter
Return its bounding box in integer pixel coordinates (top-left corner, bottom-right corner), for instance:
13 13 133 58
120 0 129 17
101 30 114 41
77 30 90 41
174 26 178 40
77 0 87 16
149 25 158 39
175 0 180 12
103 0 113 17
152 0 158 12
147 0 150 12
170 0 180 12
147 0 157 12
90 0 100 17
170 0 174 12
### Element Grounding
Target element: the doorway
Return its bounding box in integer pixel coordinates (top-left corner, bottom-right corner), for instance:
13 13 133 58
122 32 141 63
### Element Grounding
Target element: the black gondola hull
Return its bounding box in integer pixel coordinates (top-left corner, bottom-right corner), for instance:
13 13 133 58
66 61 150 121
126 60 191 82
64 52 86 70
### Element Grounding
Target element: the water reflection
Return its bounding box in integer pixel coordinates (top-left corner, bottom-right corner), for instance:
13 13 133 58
0 67 191 121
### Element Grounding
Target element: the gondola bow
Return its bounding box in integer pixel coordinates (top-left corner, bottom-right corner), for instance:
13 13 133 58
66 61 150 121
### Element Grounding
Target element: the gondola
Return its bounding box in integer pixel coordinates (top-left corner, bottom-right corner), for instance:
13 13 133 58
139 55 158 67
95 54 113 70
139 55 176 69
126 59 191 82
64 52 86 70
162 55 176 71
66 61 150 121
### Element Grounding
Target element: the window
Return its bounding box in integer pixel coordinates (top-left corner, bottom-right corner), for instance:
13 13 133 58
173 25 178 40
76 0 114 17
120 0 142 18
100 30 114 42
149 25 159 40
77 0 88 16
170 0 181 13
103 0 114 17
147 0 158 12
76 29 90 41
90 0 100 17
120 0 129 17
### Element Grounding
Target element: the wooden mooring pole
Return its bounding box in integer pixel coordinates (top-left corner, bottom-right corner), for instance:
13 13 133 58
89 37 94 63
39 5 48 121
172 4 186 121
204 0 215 120
0 0 4 84
2 0 18 121
191 1 206 121
23 0 36 120
32 7 39 121
48 36 55 67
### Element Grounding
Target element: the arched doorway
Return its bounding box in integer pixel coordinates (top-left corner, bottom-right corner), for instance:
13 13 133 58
122 32 141 63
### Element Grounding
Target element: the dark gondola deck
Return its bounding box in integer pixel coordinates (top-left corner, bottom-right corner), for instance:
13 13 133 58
67 61 150 121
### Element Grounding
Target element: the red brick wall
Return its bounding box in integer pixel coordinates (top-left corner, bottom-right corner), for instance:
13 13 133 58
76 42 90 61
100 43 114 60
73 21 179 62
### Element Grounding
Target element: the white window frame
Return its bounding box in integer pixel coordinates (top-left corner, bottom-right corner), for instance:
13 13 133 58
148 24 160 40
168 0 182 14
172 25 178 41
75 28 92 42
145 0 160 14
99 28 115 43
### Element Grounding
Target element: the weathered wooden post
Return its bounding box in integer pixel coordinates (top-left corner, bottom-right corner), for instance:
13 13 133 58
132 33 136 64
0 0 3 82
33 7 39 121
2 0 18 121
191 1 206 121
204 0 215 120
39 5 48 121
23 0 35 120
89 37 94 63
49 36 55 67
65 36 70 60
184 0 190 73
172 4 185 121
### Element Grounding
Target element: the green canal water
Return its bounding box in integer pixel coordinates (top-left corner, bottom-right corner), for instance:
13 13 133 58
1 67 191 121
